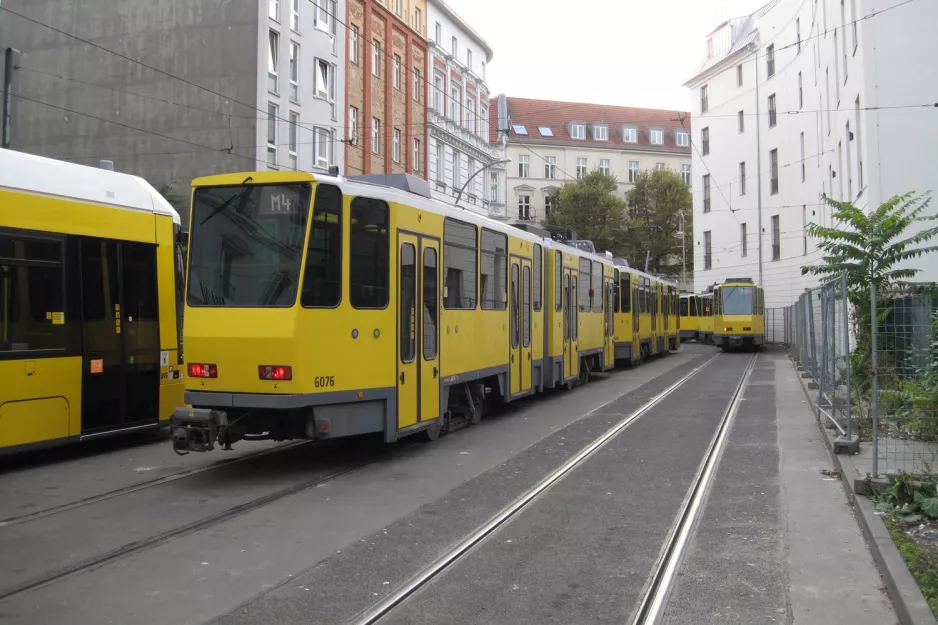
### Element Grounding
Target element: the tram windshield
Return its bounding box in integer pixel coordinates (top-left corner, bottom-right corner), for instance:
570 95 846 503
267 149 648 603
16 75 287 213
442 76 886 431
187 182 312 307
721 286 754 315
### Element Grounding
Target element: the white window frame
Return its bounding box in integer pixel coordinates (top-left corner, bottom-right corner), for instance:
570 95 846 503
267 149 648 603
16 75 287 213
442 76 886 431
518 195 531 220
289 42 299 103
681 164 691 186
741 223 748 257
348 106 359 146
700 84 708 113
268 30 280 94
479 103 488 139
449 85 460 122
736 64 743 87
650 128 664 145
622 126 637 143
738 110 745 133
451 36 457 57
267 103 278 168
269 0 280 21
393 128 401 163
544 156 556 180
290 0 299 31
435 22 442 44
466 94 476 132
314 0 330 32
576 157 587 179
435 142 444 182
676 131 689 147
599 159 610 176
315 59 332 100
433 72 445 113
739 161 746 195
453 150 461 188
655 163 666 171
593 125 608 141
372 40 381 78
413 68 421 103
314 127 331 169
628 161 639 183
518 154 529 178
414 8 421 34
394 0 402 16
350 25 360 65
393 54 401 90
768 94 777 127
466 49 472 71
570 124 585 140
288 111 298 170
372 117 380 154
702 174 710 212
413 138 420 172
490 172 499 203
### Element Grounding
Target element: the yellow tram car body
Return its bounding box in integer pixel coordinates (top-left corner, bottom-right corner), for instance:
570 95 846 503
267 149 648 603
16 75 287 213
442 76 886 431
712 278 766 350
170 170 673 453
0 149 185 454
679 292 698 341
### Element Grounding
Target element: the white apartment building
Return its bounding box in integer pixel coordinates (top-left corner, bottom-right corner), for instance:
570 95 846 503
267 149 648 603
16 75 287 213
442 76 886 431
426 0 498 215
261 0 345 173
684 0 938 308
491 96 692 225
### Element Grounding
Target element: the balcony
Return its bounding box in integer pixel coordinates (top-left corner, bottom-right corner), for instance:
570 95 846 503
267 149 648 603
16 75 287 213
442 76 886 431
428 109 494 158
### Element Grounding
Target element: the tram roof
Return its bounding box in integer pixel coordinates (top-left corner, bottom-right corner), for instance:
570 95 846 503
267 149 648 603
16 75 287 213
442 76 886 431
0 148 181 225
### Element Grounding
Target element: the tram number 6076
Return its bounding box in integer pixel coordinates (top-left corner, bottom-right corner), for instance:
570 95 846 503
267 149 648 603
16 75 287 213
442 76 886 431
314 376 335 388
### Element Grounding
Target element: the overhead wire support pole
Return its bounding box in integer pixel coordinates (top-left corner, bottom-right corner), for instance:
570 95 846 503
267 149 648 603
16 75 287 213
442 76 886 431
2 46 16 150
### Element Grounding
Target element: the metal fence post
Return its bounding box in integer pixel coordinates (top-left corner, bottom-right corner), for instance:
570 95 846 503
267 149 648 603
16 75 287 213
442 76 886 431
818 288 828 417
870 280 879 478
842 271 852 441
807 289 817 378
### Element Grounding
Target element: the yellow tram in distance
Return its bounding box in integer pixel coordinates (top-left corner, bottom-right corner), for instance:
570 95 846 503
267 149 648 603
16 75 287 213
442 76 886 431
712 277 765 351
679 290 714 344
170 170 679 453
0 149 186 454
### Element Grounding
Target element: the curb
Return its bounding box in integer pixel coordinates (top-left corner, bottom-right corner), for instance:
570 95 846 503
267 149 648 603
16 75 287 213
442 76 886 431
789 355 938 625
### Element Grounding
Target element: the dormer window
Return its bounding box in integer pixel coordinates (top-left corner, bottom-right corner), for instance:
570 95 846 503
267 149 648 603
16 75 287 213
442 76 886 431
676 130 689 147
512 124 528 135
538 126 553 137
650 128 664 145
592 125 608 141
570 124 586 140
621 125 637 143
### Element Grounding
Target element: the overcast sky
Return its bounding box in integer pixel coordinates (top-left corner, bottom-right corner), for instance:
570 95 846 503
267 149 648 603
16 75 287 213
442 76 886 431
446 0 763 112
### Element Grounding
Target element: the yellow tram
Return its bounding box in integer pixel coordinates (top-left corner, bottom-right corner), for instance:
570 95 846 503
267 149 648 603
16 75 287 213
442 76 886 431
170 171 678 453
0 149 186 454
712 277 765 350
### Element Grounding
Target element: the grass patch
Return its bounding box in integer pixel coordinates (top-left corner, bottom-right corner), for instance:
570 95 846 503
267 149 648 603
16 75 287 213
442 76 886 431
883 515 938 619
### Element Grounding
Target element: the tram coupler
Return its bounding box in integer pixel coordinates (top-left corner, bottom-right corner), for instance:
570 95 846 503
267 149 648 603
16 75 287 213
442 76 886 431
170 408 228 454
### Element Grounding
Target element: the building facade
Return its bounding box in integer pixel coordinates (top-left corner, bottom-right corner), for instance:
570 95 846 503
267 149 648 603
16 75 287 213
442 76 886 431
344 0 427 178
0 0 346 217
684 0 938 308
425 0 497 216
489 96 692 226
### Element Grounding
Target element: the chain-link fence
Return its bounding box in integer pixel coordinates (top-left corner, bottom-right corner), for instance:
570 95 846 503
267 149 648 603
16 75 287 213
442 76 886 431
764 307 787 344
785 276 938 480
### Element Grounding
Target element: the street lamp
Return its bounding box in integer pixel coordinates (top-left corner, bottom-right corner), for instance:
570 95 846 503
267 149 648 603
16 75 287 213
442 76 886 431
454 158 512 210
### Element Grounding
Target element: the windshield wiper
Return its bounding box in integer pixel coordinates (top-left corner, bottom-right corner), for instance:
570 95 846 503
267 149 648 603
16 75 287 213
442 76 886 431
199 176 254 226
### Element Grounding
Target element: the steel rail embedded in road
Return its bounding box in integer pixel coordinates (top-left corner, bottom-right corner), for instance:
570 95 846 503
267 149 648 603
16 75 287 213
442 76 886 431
0 441 312 529
629 353 757 625
346 353 723 625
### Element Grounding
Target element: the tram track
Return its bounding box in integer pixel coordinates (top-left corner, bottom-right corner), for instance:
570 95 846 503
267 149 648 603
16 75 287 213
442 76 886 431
0 440 311 528
345 352 724 625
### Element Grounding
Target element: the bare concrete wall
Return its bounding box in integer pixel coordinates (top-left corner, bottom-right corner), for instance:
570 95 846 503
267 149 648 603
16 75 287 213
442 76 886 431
0 0 261 226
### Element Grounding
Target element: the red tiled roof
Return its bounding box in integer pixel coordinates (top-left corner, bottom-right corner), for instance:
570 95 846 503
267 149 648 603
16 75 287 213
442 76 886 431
488 96 692 154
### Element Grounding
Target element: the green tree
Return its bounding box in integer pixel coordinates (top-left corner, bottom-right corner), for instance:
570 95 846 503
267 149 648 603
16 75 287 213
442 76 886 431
544 170 627 256
622 169 693 276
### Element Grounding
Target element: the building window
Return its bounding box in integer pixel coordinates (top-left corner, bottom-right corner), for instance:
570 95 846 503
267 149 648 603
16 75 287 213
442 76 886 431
467 158 475 195
435 143 444 182
350 25 360 65
490 172 499 203
372 40 381 77
852 0 858 51
856 96 863 189
433 72 444 113
393 128 401 163
544 156 556 179
393 54 401 90
702 174 710 212
769 148 779 194
466 95 476 132
413 138 420 172
453 150 461 188
704 231 712 269
348 106 359 145
650 129 664 144
268 30 280 93
655 163 666 171
571 124 586 140
267 103 278 167
435 22 442 43
681 164 691 186
449 85 460 121
701 127 709 155
740 223 747 257
739 161 746 195
479 103 488 138
576 157 587 179
738 110 744 133
796 18 801 52
766 44 775 77
413 68 420 102
798 72 803 109
622 126 637 143
676 131 688 147
518 195 531 220
800 132 805 182
314 0 329 30
269 0 280 20
290 0 299 31
593 125 608 141
288 112 299 170
394 0 401 16
771 215 780 260
371 117 380 154
538 125 553 137
314 127 331 168
628 161 639 183
599 159 610 176
451 36 457 57
316 59 332 100
518 154 529 178
802 205 808 255
288 42 300 102
544 195 553 216
414 7 421 33
736 63 743 87
700 85 708 113
768 94 777 127
466 49 472 70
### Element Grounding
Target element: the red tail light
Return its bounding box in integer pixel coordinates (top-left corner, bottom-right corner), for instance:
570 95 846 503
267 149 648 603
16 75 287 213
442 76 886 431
259 365 292 381
188 363 218 378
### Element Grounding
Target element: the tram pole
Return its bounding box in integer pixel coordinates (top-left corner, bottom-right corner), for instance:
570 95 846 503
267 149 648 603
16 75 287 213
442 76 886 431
2 46 17 150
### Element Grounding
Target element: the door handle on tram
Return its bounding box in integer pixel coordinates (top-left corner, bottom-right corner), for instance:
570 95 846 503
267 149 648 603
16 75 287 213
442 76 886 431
510 354 515 363
433 366 438 378
528 353 531 361
400 371 405 384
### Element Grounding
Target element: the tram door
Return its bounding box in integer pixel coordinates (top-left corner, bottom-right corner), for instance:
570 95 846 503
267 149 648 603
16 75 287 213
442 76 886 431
563 267 578 381
397 234 441 430
604 279 615 369
509 257 533 396
80 239 161 434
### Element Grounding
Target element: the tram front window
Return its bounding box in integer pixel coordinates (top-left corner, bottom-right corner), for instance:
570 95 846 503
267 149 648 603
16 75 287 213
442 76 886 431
187 182 312 307
721 286 754 315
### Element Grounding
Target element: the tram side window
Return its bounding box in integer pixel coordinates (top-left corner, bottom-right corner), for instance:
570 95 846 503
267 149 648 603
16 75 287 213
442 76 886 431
399 243 416 362
592 261 603 312
480 229 507 310
443 218 477 309
620 272 631 313
533 244 542 312
302 184 343 307
680 297 688 316
423 247 438 360
554 251 562 312
613 269 620 313
349 196 389 309
578 258 591 312
0 234 65 353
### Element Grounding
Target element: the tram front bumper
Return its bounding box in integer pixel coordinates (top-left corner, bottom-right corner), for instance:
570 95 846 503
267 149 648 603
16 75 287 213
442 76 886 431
170 408 228 453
